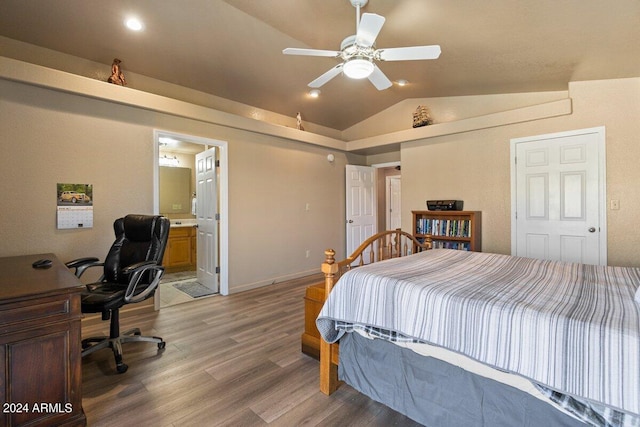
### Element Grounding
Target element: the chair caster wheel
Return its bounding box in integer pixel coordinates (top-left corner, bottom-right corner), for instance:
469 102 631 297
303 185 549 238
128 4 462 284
158 341 166 350
116 363 128 374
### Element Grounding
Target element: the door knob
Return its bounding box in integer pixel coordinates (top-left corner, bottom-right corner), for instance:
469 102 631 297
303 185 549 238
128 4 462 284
588 227 596 233
347 219 353 224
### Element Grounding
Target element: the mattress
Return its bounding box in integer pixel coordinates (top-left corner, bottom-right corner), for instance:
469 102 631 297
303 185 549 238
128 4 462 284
317 249 640 420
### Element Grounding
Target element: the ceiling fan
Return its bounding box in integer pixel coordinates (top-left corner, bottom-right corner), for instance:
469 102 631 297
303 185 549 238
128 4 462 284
283 0 441 90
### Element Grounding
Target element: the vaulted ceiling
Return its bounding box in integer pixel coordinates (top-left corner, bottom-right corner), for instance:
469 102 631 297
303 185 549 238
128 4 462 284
1 0 639 131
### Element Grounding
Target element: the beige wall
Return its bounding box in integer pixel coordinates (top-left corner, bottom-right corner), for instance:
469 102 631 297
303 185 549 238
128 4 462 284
401 78 640 268
2 46 638 298
0 78 349 292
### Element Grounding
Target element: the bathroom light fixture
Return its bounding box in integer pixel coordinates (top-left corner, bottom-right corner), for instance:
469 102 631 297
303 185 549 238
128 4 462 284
309 89 321 98
159 155 179 167
125 17 144 31
396 79 408 86
343 58 374 79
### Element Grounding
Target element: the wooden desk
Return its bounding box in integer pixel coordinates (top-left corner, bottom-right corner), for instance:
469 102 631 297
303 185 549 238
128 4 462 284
0 253 86 427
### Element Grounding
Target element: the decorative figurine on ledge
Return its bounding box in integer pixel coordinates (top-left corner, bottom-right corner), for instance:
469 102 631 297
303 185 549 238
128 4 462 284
108 58 127 86
296 112 305 131
412 105 433 128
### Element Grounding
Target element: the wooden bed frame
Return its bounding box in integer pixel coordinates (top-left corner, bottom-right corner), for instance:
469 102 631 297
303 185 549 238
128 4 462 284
319 229 431 395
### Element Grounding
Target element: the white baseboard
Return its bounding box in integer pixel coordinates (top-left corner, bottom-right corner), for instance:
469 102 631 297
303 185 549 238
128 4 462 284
230 268 321 294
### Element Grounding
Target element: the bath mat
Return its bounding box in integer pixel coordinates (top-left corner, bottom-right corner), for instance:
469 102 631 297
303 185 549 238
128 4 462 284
172 280 216 298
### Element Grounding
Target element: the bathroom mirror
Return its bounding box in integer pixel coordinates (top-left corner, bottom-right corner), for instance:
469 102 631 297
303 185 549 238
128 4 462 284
159 166 192 215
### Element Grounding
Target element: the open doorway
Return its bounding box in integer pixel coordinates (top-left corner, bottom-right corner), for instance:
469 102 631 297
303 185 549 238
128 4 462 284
153 130 229 308
374 161 401 233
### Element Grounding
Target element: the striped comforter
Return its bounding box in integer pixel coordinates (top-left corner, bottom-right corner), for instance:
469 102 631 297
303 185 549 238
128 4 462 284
316 249 640 416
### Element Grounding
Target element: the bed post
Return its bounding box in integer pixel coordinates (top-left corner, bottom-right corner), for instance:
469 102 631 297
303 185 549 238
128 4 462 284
320 249 339 395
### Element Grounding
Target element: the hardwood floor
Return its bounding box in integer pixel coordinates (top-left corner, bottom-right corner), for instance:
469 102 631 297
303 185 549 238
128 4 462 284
81 274 422 426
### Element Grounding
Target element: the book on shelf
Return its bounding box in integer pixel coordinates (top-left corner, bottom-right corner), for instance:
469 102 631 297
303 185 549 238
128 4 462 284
415 218 472 238
431 240 471 251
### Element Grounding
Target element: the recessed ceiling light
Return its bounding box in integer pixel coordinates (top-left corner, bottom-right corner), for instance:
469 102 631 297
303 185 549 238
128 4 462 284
309 89 321 98
396 79 408 86
125 17 144 31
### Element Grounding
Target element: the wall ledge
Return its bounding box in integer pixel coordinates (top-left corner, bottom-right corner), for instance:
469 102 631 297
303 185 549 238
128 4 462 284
346 98 573 153
0 56 346 151
1 56 573 155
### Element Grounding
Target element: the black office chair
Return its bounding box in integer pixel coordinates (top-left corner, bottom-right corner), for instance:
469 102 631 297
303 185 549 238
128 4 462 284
66 214 170 373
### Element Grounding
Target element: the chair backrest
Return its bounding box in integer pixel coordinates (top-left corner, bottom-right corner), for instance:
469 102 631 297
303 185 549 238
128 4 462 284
103 214 170 284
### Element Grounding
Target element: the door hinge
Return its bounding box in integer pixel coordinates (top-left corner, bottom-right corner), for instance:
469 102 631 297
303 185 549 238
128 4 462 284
215 160 220 167
215 213 220 220
215 266 220 274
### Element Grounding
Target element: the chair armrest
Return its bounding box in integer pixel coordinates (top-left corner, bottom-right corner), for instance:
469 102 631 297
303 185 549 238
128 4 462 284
121 260 157 275
123 262 165 304
65 257 103 278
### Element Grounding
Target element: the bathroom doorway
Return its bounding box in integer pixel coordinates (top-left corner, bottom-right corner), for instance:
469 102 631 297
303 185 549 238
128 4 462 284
153 130 229 308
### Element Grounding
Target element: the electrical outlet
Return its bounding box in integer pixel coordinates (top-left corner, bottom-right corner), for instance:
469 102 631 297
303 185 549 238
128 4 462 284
610 200 620 210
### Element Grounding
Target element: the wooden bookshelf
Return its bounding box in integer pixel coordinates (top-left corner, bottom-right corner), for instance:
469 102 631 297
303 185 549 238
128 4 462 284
412 210 482 252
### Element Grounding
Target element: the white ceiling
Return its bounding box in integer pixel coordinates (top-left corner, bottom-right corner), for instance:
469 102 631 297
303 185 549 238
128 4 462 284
1 0 639 131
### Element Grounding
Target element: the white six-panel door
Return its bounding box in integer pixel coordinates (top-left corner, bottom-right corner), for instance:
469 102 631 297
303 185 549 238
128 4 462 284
511 127 606 265
196 147 219 291
345 165 377 256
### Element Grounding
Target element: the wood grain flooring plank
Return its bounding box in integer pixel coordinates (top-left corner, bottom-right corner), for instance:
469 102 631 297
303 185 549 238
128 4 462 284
82 274 421 426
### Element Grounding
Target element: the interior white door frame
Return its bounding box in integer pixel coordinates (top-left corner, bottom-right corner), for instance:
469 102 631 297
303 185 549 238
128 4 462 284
385 175 401 230
509 126 607 264
153 129 229 297
373 161 401 232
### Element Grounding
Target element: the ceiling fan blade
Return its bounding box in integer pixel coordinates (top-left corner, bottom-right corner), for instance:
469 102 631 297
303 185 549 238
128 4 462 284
368 65 392 91
356 13 385 47
283 47 341 58
308 64 344 88
377 45 442 61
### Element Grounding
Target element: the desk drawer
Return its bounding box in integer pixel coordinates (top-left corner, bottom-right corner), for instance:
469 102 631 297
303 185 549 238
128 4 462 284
0 293 81 332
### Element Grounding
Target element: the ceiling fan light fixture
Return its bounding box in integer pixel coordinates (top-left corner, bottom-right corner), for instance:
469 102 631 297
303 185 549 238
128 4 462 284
343 58 374 79
283 1 440 91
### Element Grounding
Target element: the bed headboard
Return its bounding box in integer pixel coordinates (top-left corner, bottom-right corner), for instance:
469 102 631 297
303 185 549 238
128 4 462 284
322 229 431 293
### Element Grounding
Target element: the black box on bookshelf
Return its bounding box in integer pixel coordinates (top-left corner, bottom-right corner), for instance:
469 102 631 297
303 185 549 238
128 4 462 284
426 200 464 211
